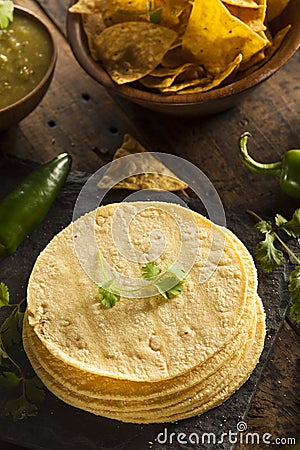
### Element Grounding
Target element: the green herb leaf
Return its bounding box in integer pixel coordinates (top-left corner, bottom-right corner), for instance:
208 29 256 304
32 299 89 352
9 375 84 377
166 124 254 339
5 394 38 421
0 309 24 348
0 345 9 365
255 232 284 272
154 275 184 299
24 376 45 405
0 371 22 389
165 261 186 280
150 9 161 23
98 281 120 308
141 261 162 279
288 265 300 322
0 0 14 29
249 209 300 323
277 208 300 238
255 220 273 234
167 280 185 297
0 282 9 308
275 213 287 228
97 256 186 307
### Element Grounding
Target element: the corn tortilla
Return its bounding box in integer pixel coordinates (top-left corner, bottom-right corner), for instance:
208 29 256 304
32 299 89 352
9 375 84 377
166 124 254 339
26 202 248 382
23 201 265 423
23 297 264 423
23 296 255 412
22 224 258 404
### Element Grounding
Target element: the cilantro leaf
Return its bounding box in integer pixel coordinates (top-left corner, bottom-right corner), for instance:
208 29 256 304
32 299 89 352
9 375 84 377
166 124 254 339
146 1 161 23
0 371 22 389
97 257 186 307
0 0 14 29
150 9 161 23
141 261 162 279
0 282 9 309
275 213 287 228
5 394 38 421
277 208 300 238
255 232 284 272
288 266 300 322
165 261 186 280
154 275 183 299
154 282 168 299
167 280 185 297
0 309 24 348
0 345 9 365
24 376 45 405
98 281 120 308
255 220 273 234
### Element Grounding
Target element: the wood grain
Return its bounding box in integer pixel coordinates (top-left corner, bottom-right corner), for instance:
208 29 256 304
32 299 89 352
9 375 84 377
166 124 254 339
0 0 299 447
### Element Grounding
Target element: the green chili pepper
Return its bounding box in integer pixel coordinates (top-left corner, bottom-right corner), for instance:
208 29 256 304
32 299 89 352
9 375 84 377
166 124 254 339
0 153 72 256
239 132 300 200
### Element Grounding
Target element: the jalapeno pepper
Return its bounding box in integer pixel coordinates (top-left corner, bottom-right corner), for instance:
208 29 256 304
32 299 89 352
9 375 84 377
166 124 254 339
239 132 300 200
0 153 72 256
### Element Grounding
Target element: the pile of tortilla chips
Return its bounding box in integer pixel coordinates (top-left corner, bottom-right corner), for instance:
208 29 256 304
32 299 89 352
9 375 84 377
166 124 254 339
69 0 291 94
23 201 266 423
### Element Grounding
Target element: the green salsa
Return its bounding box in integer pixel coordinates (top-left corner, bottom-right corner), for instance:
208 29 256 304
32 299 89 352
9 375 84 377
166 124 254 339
0 13 53 109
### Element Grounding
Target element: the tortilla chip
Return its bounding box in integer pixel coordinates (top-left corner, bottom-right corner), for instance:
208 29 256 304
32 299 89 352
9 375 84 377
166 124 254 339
238 24 290 75
161 53 242 94
140 63 206 89
225 4 267 32
97 134 188 191
93 21 177 84
264 24 291 57
222 0 260 7
182 0 267 72
159 0 190 28
69 0 97 14
82 13 106 60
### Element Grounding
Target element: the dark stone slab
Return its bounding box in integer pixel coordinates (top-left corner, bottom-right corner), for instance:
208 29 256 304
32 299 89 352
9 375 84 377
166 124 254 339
0 157 290 450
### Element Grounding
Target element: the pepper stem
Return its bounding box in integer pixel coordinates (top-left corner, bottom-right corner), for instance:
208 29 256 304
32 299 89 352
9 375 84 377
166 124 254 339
239 132 282 177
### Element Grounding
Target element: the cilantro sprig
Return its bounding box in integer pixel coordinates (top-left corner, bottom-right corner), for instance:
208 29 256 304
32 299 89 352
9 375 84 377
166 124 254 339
97 252 186 308
141 260 185 299
0 0 14 29
0 283 45 420
248 209 300 322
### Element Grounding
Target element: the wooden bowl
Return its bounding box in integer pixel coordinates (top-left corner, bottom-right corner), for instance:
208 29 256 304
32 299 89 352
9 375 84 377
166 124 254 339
0 7 57 132
67 0 300 117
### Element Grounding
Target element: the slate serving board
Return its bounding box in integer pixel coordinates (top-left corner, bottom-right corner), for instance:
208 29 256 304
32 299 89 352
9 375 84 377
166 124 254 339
0 157 290 450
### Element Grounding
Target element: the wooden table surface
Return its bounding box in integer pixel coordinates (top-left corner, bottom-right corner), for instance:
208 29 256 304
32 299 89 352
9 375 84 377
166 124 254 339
1 1 300 448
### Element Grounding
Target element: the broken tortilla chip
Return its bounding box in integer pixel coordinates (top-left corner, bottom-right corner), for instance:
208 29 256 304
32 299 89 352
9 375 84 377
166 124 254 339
97 134 188 191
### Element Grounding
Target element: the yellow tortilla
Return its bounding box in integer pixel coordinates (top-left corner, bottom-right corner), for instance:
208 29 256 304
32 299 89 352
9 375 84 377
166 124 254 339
23 297 264 422
23 201 265 423
26 202 248 382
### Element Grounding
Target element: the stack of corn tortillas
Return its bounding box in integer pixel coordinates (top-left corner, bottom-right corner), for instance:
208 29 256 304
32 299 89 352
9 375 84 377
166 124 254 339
23 201 265 423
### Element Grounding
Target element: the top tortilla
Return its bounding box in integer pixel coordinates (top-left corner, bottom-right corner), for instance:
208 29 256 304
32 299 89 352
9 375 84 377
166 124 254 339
26 202 248 382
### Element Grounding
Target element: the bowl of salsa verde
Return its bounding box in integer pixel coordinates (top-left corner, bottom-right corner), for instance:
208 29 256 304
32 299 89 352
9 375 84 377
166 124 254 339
0 4 57 131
